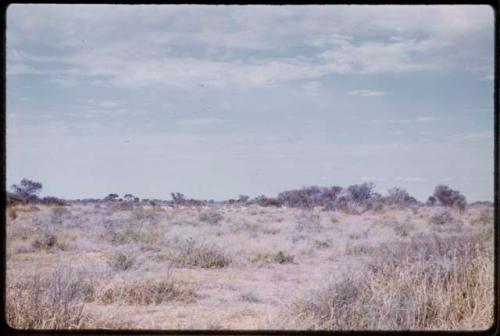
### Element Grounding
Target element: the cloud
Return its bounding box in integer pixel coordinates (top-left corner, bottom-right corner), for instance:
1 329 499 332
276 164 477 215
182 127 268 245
368 116 437 125
460 131 493 141
415 116 436 123
349 89 387 97
395 176 425 182
6 5 493 89
176 118 226 126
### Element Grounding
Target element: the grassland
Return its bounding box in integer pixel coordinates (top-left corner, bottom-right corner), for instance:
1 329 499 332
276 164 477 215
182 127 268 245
5 202 494 330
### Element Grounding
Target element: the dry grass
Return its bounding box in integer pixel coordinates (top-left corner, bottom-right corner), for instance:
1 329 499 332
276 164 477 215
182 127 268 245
6 266 92 329
275 231 494 330
5 203 494 330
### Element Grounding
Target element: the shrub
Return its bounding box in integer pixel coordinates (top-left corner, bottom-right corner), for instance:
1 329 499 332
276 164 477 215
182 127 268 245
385 187 418 207
172 238 231 268
7 207 17 220
249 251 294 264
471 207 494 227
278 186 343 209
98 278 195 305
429 209 460 226
433 185 467 210
107 250 136 272
295 211 322 233
198 210 223 225
6 266 93 329
51 206 71 225
253 195 283 207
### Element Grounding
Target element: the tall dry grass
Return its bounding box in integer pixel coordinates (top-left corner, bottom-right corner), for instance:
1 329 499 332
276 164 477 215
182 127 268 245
276 231 494 330
6 265 92 329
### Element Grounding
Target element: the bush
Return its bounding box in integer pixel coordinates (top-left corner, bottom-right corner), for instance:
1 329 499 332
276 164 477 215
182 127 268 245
6 266 92 329
172 238 231 268
295 211 322 233
433 185 467 210
107 251 136 272
253 195 283 207
249 251 295 264
278 186 343 209
385 187 418 207
98 278 195 305
198 210 223 225
429 209 463 231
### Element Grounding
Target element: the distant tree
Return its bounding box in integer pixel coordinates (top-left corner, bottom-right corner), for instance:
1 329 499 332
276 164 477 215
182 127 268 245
345 182 375 205
171 192 186 204
123 194 135 202
104 193 119 202
433 185 467 210
385 187 417 206
134 197 140 203
11 179 42 203
426 196 437 206
238 195 250 203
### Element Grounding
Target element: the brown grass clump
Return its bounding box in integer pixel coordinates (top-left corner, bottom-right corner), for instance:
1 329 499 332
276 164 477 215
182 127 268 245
106 250 136 272
97 278 196 305
249 251 294 264
171 238 231 268
6 266 94 329
278 232 493 330
7 207 18 220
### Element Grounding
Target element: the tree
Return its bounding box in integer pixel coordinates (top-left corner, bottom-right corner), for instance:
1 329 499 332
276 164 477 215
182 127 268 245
385 187 417 206
238 195 250 203
11 179 42 203
104 193 119 202
171 192 185 204
433 185 467 210
123 194 135 202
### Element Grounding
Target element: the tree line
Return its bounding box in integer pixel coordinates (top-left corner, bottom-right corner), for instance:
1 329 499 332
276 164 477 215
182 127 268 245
7 178 469 211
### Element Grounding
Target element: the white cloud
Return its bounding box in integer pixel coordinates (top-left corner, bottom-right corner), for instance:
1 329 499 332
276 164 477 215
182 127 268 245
395 176 425 182
415 116 436 123
6 5 493 89
176 118 226 126
349 89 387 97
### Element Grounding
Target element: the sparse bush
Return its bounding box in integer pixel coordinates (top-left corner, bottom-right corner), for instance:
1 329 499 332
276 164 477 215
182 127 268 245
51 206 71 225
198 210 223 225
278 186 343 209
98 278 195 305
249 251 294 264
31 233 59 251
6 266 93 329
471 207 494 227
240 291 261 303
107 250 136 272
172 238 231 268
385 187 418 207
40 196 67 206
253 195 283 207
7 207 17 220
295 211 322 233
429 210 464 233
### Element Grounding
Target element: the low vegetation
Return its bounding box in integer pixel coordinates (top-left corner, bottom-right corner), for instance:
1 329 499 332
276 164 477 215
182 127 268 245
5 178 494 330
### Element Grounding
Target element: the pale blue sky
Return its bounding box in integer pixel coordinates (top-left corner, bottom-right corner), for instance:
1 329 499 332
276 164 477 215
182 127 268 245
6 5 494 201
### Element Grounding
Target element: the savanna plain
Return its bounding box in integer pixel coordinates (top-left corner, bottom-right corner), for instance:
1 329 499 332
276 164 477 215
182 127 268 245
5 193 495 330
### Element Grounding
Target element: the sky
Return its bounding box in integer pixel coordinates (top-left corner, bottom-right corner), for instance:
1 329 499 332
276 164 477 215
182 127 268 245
6 4 495 201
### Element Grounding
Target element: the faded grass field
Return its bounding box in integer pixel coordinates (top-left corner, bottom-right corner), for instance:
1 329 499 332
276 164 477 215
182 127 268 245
5 202 495 330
